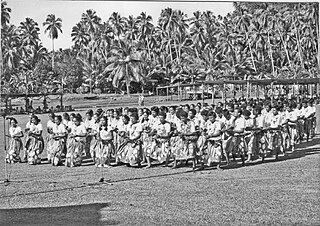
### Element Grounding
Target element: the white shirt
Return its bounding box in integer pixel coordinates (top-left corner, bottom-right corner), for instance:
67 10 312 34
84 118 95 130
221 116 235 130
99 128 111 140
234 117 245 131
47 120 55 130
268 114 281 128
9 126 22 137
29 123 43 133
128 122 143 139
255 115 266 128
176 120 196 133
52 124 67 134
207 120 222 140
154 121 171 136
71 124 87 136
26 121 32 130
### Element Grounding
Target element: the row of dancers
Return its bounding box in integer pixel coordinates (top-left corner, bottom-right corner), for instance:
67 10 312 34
5 97 317 170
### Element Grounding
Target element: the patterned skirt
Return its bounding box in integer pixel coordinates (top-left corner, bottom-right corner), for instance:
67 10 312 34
27 136 44 165
51 138 65 166
116 139 142 165
142 133 153 160
205 139 222 165
90 136 99 160
95 140 114 167
231 134 246 156
6 137 23 163
266 130 282 153
46 134 55 161
66 137 85 167
171 136 197 160
147 138 170 163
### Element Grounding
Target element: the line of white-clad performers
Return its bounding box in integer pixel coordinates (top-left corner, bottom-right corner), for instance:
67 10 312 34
5 97 317 170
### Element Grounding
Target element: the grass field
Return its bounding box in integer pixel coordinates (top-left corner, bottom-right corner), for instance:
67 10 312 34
0 95 319 226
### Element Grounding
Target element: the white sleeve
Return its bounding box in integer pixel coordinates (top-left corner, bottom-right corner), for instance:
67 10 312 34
38 123 43 131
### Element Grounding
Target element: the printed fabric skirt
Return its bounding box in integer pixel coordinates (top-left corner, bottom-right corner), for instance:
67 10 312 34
170 136 197 160
27 136 44 165
243 132 259 155
51 138 65 166
266 130 282 154
66 137 85 167
142 132 153 160
147 138 170 163
6 137 23 163
197 135 207 160
257 131 268 157
90 135 99 161
95 140 115 167
231 134 246 156
222 133 235 155
116 139 142 165
46 134 55 162
204 139 222 165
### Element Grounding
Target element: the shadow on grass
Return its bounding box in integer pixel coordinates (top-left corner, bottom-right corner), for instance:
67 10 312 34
0 203 116 226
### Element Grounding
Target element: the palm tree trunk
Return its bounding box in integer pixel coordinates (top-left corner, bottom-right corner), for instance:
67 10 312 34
52 38 55 70
278 30 292 68
126 64 130 96
268 31 275 78
146 38 151 60
248 42 257 72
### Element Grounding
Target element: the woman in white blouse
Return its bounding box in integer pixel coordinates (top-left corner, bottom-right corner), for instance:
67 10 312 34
51 115 67 166
66 115 87 167
145 111 171 168
116 113 142 167
27 115 44 165
46 112 56 163
6 118 24 163
96 116 114 167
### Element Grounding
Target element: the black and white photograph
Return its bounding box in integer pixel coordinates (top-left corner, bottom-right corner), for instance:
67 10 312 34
0 0 319 225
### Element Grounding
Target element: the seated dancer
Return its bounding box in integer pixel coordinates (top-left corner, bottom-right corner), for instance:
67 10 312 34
96 116 114 168
84 109 95 157
116 113 142 167
6 118 23 163
140 110 153 164
220 109 235 165
66 115 87 167
145 111 171 168
201 111 223 169
88 113 100 162
22 112 34 163
51 115 67 166
46 112 56 163
26 115 44 165
171 110 197 169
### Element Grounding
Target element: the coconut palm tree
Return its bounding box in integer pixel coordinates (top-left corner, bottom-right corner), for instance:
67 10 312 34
109 12 127 41
1 0 11 28
137 12 154 60
43 14 62 70
106 39 144 95
71 21 90 48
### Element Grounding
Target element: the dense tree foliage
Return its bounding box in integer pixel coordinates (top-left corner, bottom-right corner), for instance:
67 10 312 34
1 1 319 94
